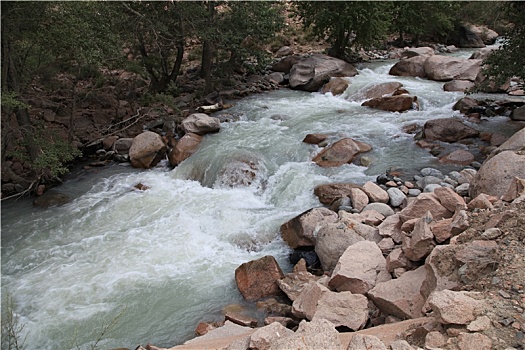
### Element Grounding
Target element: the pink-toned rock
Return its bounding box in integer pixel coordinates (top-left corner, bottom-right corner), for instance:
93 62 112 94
280 208 338 249
349 187 369 211
321 77 349 96
329 241 390 294
360 210 385 226
292 281 328 320
443 80 475 92
129 131 167 169
368 266 428 319
430 218 455 243
434 187 467 212
423 118 479 143
362 181 389 204
347 334 387 350
249 321 294 350
359 82 404 100
425 331 448 349
470 150 525 199
314 183 360 205
195 321 222 336
313 138 371 167
315 222 365 273
389 56 427 78
424 245 462 294
277 266 319 302
378 214 404 244
102 135 119 150
502 177 525 202
386 248 414 273
268 318 343 350
402 47 435 58
313 291 369 331
457 332 493 350
427 290 485 325
467 193 494 210
399 193 452 222
168 132 202 166
424 56 482 82
181 113 221 135
402 211 436 262
235 255 285 301
439 149 475 166
225 312 258 327
467 315 492 332
361 95 416 112
303 133 328 145
377 237 395 255
338 212 382 242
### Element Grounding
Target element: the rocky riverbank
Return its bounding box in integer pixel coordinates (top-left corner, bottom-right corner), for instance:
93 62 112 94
136 128 525 350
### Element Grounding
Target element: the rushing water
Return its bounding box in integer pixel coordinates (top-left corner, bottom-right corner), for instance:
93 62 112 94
2 52 523 349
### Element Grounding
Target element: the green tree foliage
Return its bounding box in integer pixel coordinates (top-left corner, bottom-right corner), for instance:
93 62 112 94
391 1 461 45
481 2 525 89
294 1 392 59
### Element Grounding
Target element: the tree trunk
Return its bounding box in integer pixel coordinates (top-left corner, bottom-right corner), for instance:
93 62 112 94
200 40 213 94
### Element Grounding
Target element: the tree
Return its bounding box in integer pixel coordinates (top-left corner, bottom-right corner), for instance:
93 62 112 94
121 1 205 93
294 1 392 59
391 1 461 46
480 1 525 89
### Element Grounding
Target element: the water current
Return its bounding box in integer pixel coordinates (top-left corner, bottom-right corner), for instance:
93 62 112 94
2 49 522 349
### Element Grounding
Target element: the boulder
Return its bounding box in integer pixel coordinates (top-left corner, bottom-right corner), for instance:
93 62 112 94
314 183 361 205
443 80 475 92
510 105 525 121
423 56 482 81
113 137 134 154
469 150 525 199
387 187 407 207
470 47 496 60
427 290 485 324
489 127 525 157
315 222 365 273
303 133 328 145
402 211 435 262
289 54 358 92
453 97 480 114
266 72 284 85
313 138 371 167
277 266 319 302
312 291 369 330
458 25 486 48
338 212 382 242
423 118 479 143
457 332 493 350
235 255 285 301
357 82 404 100
249 322 294 350
438 149 475 166
398 193 452 222
347 334 388 350
280 208 338 249
389 56 427 78
275 46 294 57
386 248 414 273
329 241 390 294
368 266 429 319
292 281 328 320
181 113 221 135
362 203 394 218
466 24 498 45
401 47 435 58
348 187 369 211
129 131 167 169
321 77 349 96
362 181 389 204
168 133 202 166
434 186 467 212
270 55 301 74
378 214 404 244
361 95 416 112
268 319 343 350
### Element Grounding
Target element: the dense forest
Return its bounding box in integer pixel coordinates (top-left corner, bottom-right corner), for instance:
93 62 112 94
1 1 523 199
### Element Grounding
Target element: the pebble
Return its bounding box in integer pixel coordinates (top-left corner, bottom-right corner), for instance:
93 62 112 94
499 290 512 299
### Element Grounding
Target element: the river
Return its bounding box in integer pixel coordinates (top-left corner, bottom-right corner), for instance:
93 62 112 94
1 49 522 349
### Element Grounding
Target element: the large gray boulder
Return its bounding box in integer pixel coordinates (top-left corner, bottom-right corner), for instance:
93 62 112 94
401 47 435 58
289 54 358 92
467 25 498 45
423 56 482 81
181 113 221 135
458 25 486 48
129 131 167 169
